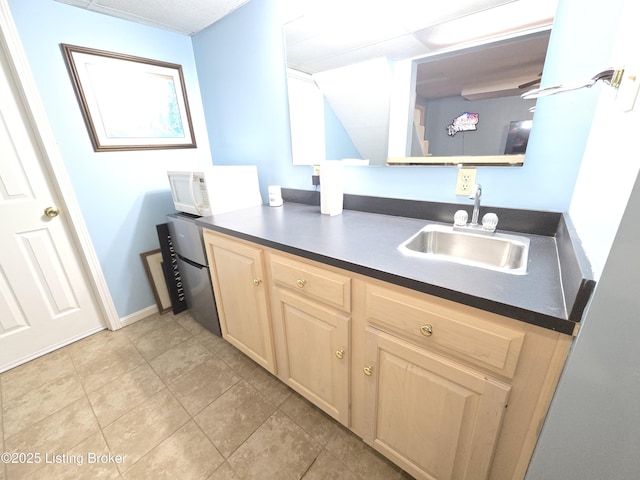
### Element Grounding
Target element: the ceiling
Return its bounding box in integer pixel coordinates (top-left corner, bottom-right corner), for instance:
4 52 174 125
55 1 557 89
415 31 550 99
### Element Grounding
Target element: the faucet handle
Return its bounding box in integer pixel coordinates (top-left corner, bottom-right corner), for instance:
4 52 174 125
454 210 468 226
482 213 499 232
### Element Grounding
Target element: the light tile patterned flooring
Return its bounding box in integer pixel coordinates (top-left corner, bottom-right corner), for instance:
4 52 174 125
0 311 414 479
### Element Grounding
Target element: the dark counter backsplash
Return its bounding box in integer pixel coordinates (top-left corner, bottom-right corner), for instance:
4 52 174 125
281 188 595 324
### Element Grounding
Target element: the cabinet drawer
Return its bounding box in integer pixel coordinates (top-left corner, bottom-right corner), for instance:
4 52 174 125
270 254 351 312
364 284 525 378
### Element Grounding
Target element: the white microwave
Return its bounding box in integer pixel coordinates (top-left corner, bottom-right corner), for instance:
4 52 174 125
167 166 263 216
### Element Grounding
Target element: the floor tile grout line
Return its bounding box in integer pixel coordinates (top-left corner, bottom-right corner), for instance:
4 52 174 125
114 390 193 477
103 316 223 478
299 454 319 480
2 372 89 445
2 312 409 480
116 322 194 476
173 317 347 478
2 349 99 479
195 379 279 463
124 321 193 364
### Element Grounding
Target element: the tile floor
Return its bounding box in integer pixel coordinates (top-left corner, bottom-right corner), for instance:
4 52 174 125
0 311 414 479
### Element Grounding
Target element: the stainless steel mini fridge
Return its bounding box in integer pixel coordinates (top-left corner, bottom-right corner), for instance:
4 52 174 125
165 213 221 336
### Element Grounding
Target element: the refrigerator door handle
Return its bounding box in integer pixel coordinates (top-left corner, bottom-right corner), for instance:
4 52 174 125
177 253 206 269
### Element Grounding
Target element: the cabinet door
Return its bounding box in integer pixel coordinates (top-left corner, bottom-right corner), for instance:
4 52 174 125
204 231 276 374
363 328 511 480
273 288 350 424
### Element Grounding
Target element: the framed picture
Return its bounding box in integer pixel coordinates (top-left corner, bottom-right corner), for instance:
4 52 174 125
140 249 172 314
61 44 196 151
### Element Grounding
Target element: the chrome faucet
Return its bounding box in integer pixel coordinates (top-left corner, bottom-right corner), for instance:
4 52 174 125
469 184 482 226
452 183 499 234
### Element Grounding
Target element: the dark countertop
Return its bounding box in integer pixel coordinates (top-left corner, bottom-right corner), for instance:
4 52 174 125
195 201 585 335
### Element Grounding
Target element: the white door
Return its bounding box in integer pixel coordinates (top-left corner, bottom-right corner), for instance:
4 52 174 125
0 36 105 372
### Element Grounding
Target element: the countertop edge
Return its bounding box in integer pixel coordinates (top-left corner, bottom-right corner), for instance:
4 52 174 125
198 220 578 336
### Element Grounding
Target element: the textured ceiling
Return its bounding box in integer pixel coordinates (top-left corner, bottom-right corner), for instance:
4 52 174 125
54 0 557 82
55 0 251 35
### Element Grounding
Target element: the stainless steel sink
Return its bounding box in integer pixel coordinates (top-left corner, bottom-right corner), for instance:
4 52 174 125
399 224 530 274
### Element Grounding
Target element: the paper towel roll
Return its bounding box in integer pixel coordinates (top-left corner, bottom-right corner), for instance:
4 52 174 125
320 162 344 216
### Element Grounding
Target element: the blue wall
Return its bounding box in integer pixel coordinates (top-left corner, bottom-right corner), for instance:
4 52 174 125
8 0 213 318
194 0 622 212
191 0 304 201
8 0 624 318
324 99 361 160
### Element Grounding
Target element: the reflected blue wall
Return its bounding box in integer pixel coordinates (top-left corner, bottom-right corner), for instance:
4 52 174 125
193 0 622 211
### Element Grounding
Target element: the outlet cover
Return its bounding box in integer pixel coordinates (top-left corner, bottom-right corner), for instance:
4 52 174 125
456 167 477 196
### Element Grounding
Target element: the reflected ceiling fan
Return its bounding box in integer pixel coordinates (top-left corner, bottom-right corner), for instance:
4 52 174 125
519 73 543 89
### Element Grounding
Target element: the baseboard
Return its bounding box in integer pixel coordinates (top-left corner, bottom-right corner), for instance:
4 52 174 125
1 305 160 373
0 325 105 374
119 304 158 328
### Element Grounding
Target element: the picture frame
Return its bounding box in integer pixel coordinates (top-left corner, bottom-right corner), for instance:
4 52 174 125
140 249 172 314
61 44 196 151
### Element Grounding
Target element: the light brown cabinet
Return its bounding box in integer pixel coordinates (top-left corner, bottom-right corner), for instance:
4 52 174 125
203 230 573 480
361 283 521 480
270 253 351 424
203 230 276 374
363 327 511 480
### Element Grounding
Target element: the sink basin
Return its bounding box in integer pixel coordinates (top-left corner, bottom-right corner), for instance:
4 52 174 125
399 224 530 274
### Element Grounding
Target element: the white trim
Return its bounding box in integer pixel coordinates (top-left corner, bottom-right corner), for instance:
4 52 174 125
0 0 121 330
0 326 106 374
119 305 159 328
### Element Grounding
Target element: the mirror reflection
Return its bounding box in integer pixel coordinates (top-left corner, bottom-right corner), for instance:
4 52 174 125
408 31 548 161
286 27 551 166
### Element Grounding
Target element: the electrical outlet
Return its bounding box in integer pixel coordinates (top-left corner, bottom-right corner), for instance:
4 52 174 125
312 164 321 186
456 167 477 196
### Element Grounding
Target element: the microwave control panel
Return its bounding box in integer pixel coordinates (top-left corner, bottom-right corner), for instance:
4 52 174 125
194 174 209 207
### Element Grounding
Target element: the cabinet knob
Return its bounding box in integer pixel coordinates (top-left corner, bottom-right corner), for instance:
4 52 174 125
335 349 345 360
253 278 262 286
363 365 373 376
420 324 433 337
296 279 307 288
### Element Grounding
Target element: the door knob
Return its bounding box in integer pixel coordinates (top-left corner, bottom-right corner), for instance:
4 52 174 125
44 206 60 218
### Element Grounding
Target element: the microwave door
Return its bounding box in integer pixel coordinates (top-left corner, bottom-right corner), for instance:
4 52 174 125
171 174 193 208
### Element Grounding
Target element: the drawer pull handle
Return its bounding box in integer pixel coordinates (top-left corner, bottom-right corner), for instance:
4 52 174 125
420 324 433 337
253 278 262 286
296 279 307 288
363 365 373 376
335 349 345 360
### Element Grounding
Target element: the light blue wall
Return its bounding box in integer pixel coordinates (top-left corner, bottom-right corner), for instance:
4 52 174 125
191 0 306 201
324 99 361 160
8 0 212 318
194 0 622 212
7 0 624 319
